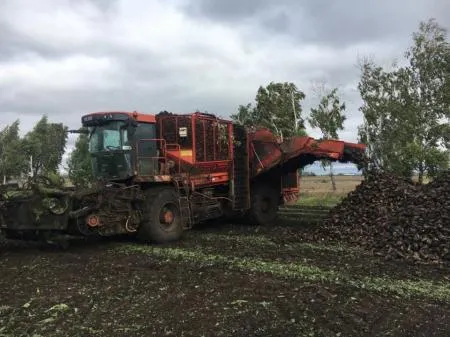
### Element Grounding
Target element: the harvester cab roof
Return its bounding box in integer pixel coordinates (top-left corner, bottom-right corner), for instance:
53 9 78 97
81 111 155 126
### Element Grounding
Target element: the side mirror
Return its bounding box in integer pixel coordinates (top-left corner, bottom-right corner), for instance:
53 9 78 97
68 129 89 134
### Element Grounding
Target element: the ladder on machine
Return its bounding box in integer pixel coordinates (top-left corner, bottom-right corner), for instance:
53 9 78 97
173 177 193 229
232 125 251 210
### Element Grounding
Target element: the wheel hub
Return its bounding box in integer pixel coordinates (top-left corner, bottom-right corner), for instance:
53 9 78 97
261 199 270 212
161 209 174 225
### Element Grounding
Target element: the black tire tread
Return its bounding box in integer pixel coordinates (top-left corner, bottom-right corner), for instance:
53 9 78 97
138 186 184 243
248 183 279 226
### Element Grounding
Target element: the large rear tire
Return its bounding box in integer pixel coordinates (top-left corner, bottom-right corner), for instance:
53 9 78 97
248 183 279 226
138 187 184 243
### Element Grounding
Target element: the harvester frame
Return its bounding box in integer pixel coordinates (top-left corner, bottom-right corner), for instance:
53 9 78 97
0 110 365 244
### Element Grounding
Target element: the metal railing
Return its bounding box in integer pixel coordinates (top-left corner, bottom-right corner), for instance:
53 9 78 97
136 139 181 176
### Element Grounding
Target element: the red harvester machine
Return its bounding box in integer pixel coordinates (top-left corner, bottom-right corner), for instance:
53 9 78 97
0 111 365 244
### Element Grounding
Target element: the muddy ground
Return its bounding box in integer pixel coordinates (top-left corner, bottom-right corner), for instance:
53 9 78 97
1 213 449 337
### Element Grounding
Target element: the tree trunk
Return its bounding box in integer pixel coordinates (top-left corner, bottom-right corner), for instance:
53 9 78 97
330 162 337 191
418 164 424 184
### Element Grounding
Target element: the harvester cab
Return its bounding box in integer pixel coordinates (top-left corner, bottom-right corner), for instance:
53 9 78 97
80 111 157 182
79 110 234 184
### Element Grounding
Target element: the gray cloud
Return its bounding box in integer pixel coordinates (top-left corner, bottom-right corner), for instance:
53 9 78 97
1 0 448 175
78 0 118 12
0 23 62 61
183 0 450 47
181 0 271 22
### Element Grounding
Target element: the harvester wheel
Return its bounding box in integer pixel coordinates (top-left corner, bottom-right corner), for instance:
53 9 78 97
248 184 279 226
138 187 184 244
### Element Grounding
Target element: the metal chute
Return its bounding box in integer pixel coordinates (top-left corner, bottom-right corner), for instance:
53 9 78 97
249 131 366 177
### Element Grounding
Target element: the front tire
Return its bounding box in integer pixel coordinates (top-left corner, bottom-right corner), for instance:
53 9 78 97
138 187 184 243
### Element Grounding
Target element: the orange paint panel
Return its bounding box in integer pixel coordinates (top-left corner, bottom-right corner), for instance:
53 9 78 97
180 149 193 157
167 151 194 164
134 175 171 182
152 175 172 182
344 142 366 151
129 113 156 123
190 172 230 187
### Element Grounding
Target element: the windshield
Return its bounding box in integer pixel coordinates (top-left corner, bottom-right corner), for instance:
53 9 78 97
88 121 129 153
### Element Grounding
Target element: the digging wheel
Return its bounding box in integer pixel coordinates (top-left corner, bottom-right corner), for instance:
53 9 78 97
138 187 184 243
248 183 279 226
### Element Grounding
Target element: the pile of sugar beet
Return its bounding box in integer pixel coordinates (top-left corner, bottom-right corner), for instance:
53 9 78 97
314 170 450 263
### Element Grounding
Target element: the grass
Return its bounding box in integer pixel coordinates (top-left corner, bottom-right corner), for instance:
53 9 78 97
300 175 362 194
296 193 344 207
295 175 361 207
117 244 450 301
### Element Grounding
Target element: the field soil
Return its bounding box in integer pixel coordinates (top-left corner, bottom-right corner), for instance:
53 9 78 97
1 176 449 336
1 216 449 337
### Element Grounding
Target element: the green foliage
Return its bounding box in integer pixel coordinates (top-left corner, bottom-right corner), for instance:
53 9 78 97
254 82 306 137
45 171 66 188
67 132 93 187
230 103 255 127
357 62 413 175
231 82 307 138
358 19 450 182
292 127 308 137
23 115 68 176
308 88 346 140
0 120 28 180
296 193 343 207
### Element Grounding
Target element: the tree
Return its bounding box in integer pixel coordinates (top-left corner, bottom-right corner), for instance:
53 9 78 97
230 103 255 127
405 19 450 182
23 116 68 176
357 61 416 177
357 19 449 182
308 88 347 190
231 82 307 138
0 120 28 182
254 82 306 138
67 132 94 187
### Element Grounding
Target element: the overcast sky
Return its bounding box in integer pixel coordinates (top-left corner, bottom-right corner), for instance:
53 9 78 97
1 0 449 169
